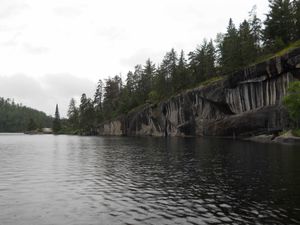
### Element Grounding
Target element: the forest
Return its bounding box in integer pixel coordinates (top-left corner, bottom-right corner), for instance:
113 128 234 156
61 0 300 134
0 98 53 132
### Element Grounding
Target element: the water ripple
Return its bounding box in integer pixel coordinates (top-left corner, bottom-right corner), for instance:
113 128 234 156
0 134 300 224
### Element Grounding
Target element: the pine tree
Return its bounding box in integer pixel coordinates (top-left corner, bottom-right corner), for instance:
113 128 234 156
94 79 104 123
173 50 189 92
102 76 122 118
188 40 216 83
263 0 294 50
52 104 61 133
239 20 257 66
294 0 300 40
67 98 78 130
79 94 95 132
140 59 155 102
249 5 262 51
218 19 241 73
27 118 37 131
160 49 178 95
94 79 103 111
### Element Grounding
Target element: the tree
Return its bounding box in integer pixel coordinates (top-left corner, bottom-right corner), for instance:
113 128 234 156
102 75 122 118
283 81 300 128
263 0 294 50
294 0 300 40
94 79 103 111
238 20 257 65
189 39 216 83
67 98 79 130
79 94 95 132
173 50 189 92
155 49 178 96
140 59 156 102
27 118 37 131
249 5 262 51
94 79 104 123
218 19 241 73
52 104 61 133
0 97 52 132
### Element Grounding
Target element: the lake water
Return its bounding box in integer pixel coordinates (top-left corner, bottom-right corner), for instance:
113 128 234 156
0 134 300 225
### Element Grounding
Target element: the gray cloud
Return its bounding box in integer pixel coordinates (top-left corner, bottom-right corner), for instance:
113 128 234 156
120 49 162 67
42 73 95 97
23 43 49 54
96 27 126 41
53 6 82 17
1 32 21 47
0 1 28 19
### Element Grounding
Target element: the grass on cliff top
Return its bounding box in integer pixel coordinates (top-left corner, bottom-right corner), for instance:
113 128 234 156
199 76 224 86
254 39 300 65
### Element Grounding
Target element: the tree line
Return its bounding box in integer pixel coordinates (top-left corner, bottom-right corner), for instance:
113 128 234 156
0 97 53 132
65 0 300 134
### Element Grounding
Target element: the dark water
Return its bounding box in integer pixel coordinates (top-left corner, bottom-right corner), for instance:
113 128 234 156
0 134 300 225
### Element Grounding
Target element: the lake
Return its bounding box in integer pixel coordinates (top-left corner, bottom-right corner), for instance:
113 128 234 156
0 134 300 224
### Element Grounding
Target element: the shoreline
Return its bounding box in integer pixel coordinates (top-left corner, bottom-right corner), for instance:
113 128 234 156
243 130 300 145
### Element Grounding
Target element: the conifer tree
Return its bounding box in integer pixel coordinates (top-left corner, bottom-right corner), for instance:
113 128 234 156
294 0 300 40
52 104 61 133
27 118 37 131
173 50 189 92
140 59 155 101
263 0 294 50
218 19 241 73
67 98 78 130
239 20 257 66
249 6 262 51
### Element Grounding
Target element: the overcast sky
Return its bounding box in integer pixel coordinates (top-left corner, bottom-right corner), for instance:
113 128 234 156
0 0 269 117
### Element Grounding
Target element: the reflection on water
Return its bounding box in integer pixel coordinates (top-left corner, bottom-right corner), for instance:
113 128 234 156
0 134 300 224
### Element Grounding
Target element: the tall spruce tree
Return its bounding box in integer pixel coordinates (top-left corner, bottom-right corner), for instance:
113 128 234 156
263 0 294 50
294 0 300 40
67 98 79 130
155 49 178 96
249 6 262 52
94 79 104 123
218 19 241 73
52 104 61 133
27 118 37 131
189 39 216 83
239 20 257 66
79 94 95 132
140 59 155 102
173 50 189 92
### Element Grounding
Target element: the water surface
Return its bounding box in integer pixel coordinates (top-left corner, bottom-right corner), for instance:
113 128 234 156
0 134 300 224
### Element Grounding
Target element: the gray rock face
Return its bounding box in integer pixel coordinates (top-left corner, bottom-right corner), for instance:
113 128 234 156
97 48 300 137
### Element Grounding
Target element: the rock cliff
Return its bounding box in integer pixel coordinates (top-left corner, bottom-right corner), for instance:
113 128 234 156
98 48 300 137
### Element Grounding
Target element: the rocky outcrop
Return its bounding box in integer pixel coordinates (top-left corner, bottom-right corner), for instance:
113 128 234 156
98 48 300 137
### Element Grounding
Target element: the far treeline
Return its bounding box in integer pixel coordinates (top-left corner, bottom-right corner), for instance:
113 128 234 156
63 0 300 134
0 97 52 132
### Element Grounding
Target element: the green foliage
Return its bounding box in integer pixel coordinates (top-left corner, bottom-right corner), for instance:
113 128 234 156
283 81 300 127
27 118 37 131
79 93 95 132
189 39 216 82
295 0 300 39
52 104 61 133
292 129 300 137
200 76 224 86
263 0 295 51
0 97 52 132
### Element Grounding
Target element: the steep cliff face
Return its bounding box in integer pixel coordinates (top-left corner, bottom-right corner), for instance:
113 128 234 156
98 48 300 137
